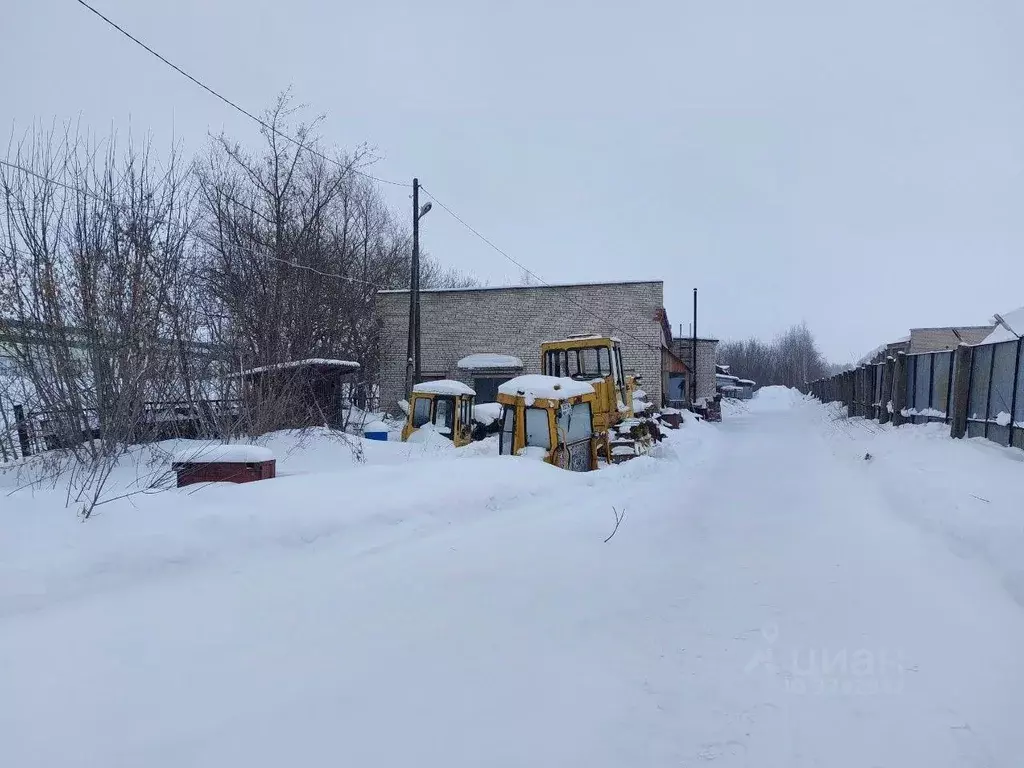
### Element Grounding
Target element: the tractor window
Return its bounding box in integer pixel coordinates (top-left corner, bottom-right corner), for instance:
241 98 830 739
499 407 515 455
543 350 563 377
433 397 454 436
525 407 551 449
557 402 593 443
412 397 431 427
614 346 626 389
459 397 472 431
559 347 611 380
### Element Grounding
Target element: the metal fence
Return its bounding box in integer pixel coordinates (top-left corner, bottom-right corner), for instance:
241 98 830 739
903 351 954 424
965 339 1024 449
807 337 1024 452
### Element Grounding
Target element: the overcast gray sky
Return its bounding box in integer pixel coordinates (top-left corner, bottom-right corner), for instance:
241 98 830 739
5 0 1023 361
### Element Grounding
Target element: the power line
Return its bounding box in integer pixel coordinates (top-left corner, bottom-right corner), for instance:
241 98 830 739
74 0 410 189
0 158 381 288
0 159 106 203
418 184 669 356
71 2 672 359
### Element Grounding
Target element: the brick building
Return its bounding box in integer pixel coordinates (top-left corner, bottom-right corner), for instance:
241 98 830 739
861 325 994 365
672 336 720 403
376 280 686 414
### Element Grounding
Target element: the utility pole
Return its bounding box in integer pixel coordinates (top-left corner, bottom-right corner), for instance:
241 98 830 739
412 178 422 385
405 179 418 398
691 288 698 404
405 178 432 398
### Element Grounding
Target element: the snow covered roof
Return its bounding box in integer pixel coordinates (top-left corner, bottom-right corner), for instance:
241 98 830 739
227 358 360 378
377 279 662 295
412 379 476 397
738 379 756 386
983 307 1024 345
498 375 594 402
172 444 274 464
456 353 524 370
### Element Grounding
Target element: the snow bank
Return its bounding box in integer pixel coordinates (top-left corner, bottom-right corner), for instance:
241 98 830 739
746 385 801 412
515 446 549 460
900 407 947 419
171 444 274 464
498 375 594 404
412 379 475 397
457 353 523 370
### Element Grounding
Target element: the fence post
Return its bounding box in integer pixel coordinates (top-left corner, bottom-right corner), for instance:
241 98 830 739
13 404 32 458
949 343 972 439
891 353 908 426
1010 338 1022 447
879 357 894 424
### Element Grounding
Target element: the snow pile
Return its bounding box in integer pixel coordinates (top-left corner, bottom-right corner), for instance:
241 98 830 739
472 402 503 425
498 375 594 404
900 407 946 419
361 420 390 434
412 379 475 397
457 353 523 370
745 385 801 413
406 422 453 443
171 444 274 464
515 446 549 460
994 411 1012 427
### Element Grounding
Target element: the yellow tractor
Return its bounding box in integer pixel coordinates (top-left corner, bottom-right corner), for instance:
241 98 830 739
539 334 660 461
495 375 599 471
401 380 477 447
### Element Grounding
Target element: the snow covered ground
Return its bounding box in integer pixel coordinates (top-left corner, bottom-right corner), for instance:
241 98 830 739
3 388 1024 766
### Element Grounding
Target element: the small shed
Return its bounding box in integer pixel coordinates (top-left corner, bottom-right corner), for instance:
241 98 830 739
228 358 361 430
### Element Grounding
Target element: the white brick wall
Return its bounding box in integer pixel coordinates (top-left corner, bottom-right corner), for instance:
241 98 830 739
377 281 666 414
672 337 718 401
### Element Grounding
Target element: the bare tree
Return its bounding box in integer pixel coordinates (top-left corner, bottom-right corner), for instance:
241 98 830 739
0 124 201 515
718 323 831 389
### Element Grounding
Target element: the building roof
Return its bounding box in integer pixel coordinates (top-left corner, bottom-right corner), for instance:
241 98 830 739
672 336 720 343
378 279 662 295
983 308 1024 345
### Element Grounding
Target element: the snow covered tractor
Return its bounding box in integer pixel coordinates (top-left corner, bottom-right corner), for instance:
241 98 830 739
495 375 599 471
539 334 661 461
401 380 478 447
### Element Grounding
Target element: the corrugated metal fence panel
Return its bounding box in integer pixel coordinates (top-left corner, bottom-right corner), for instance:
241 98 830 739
967 344 992 438
966 339 1022 447
1015 340 1024 450
932 352 952 417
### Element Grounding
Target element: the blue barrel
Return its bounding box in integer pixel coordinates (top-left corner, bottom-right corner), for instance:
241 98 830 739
363 420 389 441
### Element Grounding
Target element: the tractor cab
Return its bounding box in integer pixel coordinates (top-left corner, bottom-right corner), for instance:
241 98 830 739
495 375 598 471
540 334 635 432
401 380 476 447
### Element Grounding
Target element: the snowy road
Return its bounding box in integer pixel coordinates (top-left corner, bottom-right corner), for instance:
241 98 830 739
3 390 1024 766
